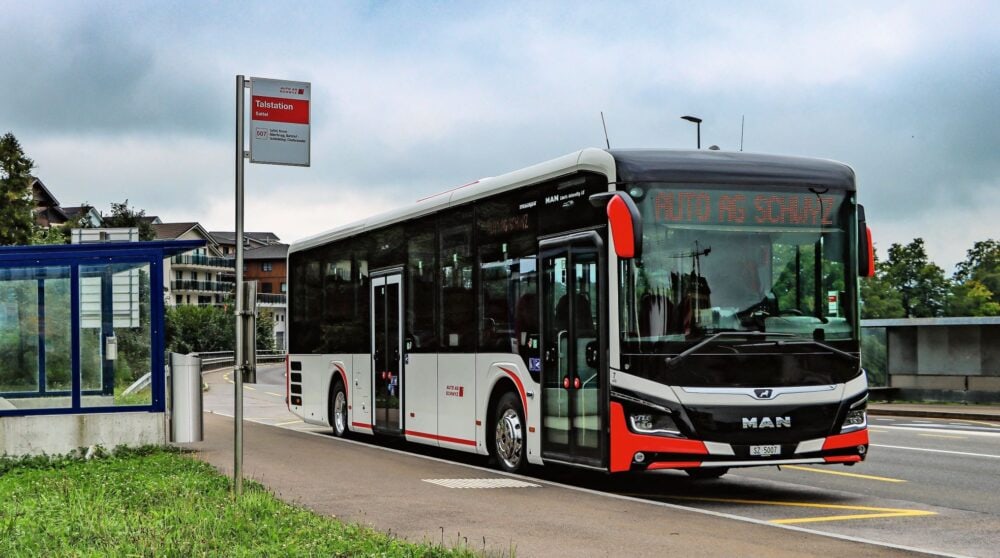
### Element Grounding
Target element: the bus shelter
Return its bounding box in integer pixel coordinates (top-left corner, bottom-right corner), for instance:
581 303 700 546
0 240 203 456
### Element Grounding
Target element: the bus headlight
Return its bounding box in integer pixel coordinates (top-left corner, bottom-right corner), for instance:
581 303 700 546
629 412 682 437
840 409 867 433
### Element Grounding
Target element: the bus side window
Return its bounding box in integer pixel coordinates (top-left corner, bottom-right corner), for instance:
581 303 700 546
439 209 474 351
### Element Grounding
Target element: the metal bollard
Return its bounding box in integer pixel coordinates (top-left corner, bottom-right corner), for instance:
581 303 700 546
170 352 203 443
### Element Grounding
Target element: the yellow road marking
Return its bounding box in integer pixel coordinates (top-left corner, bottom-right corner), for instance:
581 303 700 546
664 495 935 524
244 386 256 391
773 510 935 524
227 380 234 384
782 465 906 483
919 433 966 440
275 419 303 426
266 392 284 397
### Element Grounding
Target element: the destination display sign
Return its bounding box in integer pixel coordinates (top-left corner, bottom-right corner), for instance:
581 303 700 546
647 189 841 227
250 78 311 167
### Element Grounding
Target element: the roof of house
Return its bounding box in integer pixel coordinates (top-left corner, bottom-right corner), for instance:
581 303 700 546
29 177 61 206
210 231 281 245
151 222 201 240
61 206 101 220
243 243 289 260
139 215 162 225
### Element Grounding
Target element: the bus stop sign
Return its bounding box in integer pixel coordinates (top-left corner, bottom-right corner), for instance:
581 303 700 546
249 78 310 166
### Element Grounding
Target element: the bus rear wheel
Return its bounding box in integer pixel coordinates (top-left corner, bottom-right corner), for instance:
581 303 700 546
685 467 728 480
492 392 525 473
329 380 348 438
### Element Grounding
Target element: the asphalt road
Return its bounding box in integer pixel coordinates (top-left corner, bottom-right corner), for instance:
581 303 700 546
207 365 1000 557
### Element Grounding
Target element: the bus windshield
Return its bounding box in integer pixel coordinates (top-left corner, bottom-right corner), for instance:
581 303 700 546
619 184 856 354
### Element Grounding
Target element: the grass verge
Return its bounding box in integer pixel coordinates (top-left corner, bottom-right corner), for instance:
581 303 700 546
0 446 477 557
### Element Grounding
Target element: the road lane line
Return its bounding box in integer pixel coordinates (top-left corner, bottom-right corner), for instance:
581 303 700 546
244 386 256 391
918 433 967 440
782 465 906 483
872 444 1000 459
948 418 999 428
875 425 1000 437
663 496 935 525
867 427 890 433
266 392 284 397
275 419 303 426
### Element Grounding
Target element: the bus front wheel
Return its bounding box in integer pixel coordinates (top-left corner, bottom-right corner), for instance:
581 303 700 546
492 392 525 473
329 380 348 438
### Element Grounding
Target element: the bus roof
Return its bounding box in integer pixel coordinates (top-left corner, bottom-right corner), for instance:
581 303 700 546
289 148 855 254
609 149 856 189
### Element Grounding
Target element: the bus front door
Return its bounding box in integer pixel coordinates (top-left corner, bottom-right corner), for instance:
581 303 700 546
371 271 403 433
540 232 605 467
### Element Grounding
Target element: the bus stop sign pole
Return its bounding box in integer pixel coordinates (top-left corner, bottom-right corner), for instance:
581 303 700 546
234 74 247 496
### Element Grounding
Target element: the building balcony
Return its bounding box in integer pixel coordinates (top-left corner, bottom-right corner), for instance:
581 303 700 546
171 254 235 270
257 293 287 306
170 280 235 294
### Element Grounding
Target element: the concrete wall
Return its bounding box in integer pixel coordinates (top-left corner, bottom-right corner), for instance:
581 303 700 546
0 412 166 457
864 317 1000 402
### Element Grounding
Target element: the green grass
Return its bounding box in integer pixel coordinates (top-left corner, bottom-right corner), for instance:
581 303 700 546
0 447 478 557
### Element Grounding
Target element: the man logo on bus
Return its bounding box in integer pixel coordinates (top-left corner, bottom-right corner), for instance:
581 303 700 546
754 388 774 399
742 416 791 429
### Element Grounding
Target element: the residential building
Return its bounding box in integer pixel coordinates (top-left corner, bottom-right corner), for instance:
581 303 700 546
30 177 69 227
62 206 104 228
244 242 288 350
152 222 235 307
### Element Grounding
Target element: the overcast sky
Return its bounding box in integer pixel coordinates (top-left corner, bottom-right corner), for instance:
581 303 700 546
3 1 997 272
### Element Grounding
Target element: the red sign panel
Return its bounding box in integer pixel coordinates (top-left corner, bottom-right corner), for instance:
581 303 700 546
251 95 310 125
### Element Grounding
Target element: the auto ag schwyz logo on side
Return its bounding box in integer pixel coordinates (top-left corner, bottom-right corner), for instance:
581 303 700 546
741 416 791 429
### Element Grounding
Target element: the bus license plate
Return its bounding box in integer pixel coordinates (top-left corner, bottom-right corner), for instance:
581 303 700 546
750 445 780 457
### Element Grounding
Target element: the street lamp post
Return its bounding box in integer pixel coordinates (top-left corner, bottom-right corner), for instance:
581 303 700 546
681 115 702 149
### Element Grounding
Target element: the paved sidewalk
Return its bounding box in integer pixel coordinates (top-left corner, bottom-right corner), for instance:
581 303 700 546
180 414 926 557
869 403 1000 421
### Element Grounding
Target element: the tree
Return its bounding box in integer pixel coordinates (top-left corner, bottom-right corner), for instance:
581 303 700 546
166 303 277 354
881 238 949 318
860 247 904 319
946 279 1000 317
953 239 1000 304
102 199 155 241
0 132 37 246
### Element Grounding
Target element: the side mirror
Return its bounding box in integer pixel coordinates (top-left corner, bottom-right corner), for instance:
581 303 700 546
858 205 875 278
589 192 642 259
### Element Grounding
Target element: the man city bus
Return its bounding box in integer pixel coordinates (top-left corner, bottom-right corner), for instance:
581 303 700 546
285 148 875 478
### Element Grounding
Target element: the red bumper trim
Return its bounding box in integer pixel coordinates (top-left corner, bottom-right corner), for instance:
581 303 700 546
822 428 869 451
647 461 703 470
610 402 707 472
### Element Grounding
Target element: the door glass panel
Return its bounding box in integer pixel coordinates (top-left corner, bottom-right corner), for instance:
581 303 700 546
542 253 570 453
373 281 388 427
572 249 600 453
385 280 401 429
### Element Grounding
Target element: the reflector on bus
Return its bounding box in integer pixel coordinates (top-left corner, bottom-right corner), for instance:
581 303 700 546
858 205 875 278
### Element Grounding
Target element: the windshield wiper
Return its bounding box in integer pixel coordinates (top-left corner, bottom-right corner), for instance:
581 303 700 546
665 332 796 369
735 338 860 363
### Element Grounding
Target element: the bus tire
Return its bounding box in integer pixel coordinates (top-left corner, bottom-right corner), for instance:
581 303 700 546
492 391 526 473
685 467 728 480
329 380 348 438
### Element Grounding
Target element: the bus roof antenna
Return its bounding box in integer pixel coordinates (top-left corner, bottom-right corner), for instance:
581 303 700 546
740 115 745 152
601 112 611 149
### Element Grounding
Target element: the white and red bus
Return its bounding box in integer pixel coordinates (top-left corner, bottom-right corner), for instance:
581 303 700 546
286 148 875 477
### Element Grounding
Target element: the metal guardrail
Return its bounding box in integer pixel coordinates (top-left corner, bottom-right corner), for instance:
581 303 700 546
172 254 236 269
196 350 286 370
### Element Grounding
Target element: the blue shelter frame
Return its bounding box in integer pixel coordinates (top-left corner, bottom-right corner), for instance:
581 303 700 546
0 240 204 417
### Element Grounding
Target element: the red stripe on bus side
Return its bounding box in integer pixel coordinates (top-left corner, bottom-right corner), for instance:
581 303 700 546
333 363 348 399
497 366 528 420
405 429 477 447
352 422 373 430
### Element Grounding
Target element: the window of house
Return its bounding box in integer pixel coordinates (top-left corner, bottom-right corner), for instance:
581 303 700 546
262 262 273 272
